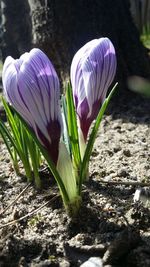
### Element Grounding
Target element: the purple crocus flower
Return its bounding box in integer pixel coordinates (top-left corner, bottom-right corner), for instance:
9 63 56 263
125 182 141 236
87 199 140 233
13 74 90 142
2 48 62 165
71 37 117 142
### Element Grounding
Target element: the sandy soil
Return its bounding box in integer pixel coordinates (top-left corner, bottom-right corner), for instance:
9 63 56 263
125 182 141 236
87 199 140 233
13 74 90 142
0 90 150 267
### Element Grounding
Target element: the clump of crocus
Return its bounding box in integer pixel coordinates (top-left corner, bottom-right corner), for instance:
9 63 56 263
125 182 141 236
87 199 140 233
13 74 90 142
2 48 62 166
2 48 79 214
1 38 117 216
70 38 117 158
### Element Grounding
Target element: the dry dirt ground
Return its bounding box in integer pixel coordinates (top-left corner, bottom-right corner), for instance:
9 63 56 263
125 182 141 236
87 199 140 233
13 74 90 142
0 90 150 267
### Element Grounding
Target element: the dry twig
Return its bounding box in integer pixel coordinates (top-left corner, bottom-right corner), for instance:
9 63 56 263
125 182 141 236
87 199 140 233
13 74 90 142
100 179 150 187
0 183 31 216
0 194 59 229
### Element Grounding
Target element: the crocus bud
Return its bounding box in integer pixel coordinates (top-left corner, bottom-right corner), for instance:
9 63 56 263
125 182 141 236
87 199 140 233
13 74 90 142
70 37 117 142
2 48 62 165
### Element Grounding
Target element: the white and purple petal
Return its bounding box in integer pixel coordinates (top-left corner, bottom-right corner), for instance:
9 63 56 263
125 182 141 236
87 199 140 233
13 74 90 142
70 37 117 141
2 48 63 164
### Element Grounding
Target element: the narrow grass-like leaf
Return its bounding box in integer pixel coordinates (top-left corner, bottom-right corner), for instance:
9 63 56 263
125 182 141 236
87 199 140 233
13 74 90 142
0 120 14 159
0 119 21 158
61 96 72 156
17 117 42 186
2 98 22 149
12 147 19 173
10 107 70 205
79 83 118 193
0 120 20 173
1 98 33 180
26 132 41 188
66 82 81 167
16 116 29 161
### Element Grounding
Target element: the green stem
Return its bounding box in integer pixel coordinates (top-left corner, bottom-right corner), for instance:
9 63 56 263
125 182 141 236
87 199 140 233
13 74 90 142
79 83 118 194
32 160 41 188
22 158 33 182
12 148 20 174
65 195 82 217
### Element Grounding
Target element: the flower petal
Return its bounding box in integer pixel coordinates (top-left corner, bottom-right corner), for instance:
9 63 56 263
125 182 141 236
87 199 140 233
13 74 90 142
70 37 117 140
2 48 63 164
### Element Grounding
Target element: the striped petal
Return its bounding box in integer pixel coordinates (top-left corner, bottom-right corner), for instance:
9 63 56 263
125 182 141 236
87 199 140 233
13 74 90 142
70 37 117 140
2 48 63 164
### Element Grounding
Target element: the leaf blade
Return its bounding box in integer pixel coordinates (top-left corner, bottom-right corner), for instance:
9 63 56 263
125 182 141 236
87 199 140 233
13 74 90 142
79 83 118 192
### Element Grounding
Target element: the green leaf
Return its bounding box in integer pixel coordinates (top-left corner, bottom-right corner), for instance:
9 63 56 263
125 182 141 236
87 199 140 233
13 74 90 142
0 120 15 160
61 96 72 156
79 83 118 193
2 98 22 149
0 119 20 173
1 98 32 180
65 82 81 167
10 107 70 205
25 132 41 188
0 119 21 158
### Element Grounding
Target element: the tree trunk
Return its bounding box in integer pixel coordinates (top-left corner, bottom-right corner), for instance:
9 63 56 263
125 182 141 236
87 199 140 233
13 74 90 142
0 0 32 61
28 0 150 87
4 0 150 87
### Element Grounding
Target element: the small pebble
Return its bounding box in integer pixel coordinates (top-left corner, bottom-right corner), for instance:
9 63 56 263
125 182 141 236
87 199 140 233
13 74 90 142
113 146 121 153
60 259 70 267
106 150 113 156
31 260 55 267
123 149 131 157
5 158 10 163
80 257 103 267
100 170 106 178
92 149 99 157
117 168 128 177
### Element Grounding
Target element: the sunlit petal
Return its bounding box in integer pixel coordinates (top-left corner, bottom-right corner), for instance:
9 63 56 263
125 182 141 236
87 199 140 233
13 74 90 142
2 48 63 164
70 37 117 141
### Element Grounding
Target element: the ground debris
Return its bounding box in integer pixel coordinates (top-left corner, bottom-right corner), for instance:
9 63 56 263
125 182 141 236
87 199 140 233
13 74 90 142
103 228 141 265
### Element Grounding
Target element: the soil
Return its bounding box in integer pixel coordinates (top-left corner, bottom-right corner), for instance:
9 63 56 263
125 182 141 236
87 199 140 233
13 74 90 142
0 89 150 267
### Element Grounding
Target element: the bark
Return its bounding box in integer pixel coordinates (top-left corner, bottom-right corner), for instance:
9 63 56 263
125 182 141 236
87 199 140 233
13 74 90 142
28 0 150 86
0 0 32 60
